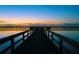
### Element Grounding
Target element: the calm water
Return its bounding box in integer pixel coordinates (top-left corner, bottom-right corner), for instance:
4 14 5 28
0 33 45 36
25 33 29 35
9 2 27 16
0 31 25 53
54 31 79 42
0 31 23 39
53 31 79 53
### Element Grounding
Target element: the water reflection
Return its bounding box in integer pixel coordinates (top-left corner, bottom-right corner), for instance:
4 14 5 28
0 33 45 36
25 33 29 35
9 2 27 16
0 31 23 39
54 31 79 41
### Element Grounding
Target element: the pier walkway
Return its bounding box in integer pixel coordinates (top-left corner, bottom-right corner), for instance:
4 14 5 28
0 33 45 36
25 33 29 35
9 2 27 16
0 27 79 54
14 28 58 53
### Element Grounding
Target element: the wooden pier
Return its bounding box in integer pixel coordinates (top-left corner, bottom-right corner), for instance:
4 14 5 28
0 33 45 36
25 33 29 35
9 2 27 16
0 27 79 54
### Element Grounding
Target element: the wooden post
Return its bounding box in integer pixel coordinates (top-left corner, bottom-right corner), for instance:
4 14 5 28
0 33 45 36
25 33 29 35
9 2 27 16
47 27 51 37
30 30 31 35
59 39 63 53
28 29 30 36
29 30 32 36
47 31 49 37
31 30 32 34
51 33 54 43
11 37 14 53
30 30 32 34
23 33 25 42
27 31 29 37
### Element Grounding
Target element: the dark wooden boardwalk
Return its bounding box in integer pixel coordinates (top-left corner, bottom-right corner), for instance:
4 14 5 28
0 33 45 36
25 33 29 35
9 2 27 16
0 27 79 54
14 28 58 54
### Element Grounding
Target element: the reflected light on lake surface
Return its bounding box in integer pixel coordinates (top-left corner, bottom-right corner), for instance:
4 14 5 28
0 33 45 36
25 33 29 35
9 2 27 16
0 28 29 39
0 30 25 53
53 31 79 42
0 31 23 39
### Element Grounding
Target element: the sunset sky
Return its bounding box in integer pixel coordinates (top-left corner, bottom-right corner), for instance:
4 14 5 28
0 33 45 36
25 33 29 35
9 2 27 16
0 5 79 24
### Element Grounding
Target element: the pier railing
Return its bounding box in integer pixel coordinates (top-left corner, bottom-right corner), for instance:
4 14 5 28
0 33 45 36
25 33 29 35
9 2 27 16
0 29 33 54
45 30 79 53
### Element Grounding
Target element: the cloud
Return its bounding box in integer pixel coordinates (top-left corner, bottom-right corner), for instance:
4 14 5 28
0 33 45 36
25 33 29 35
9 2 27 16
0 20 6 24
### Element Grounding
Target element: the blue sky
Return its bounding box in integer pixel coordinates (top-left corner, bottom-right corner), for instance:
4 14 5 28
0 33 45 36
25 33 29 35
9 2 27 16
0 5 79 23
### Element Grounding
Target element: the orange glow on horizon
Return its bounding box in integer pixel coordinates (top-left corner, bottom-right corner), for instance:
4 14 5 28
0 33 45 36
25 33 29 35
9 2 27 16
0 18 64 25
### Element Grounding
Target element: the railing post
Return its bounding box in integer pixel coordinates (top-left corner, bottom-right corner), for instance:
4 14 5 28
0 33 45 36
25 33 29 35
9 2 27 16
47 31 49 37
23 33 25 42
11 37 14 53
27 30 29 37
31 30 32 34
28 31 30 36
29 30 32 36
29 30 31 36
51 33 54 43
59 39 63 53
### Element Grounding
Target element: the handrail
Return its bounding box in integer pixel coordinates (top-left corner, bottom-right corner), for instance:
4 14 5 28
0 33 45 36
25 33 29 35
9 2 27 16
45 30 79 53
0 30 29 44
50 31 79 49
0 29 33 53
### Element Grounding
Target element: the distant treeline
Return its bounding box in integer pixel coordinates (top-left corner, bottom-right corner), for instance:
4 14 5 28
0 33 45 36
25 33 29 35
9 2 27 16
0 24 79 31
0 28 30 31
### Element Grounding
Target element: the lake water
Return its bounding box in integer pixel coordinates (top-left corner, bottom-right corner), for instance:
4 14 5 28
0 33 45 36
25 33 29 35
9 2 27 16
52 31 79 53
0 31 23 39
54 31 79 42
0 31 25 53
